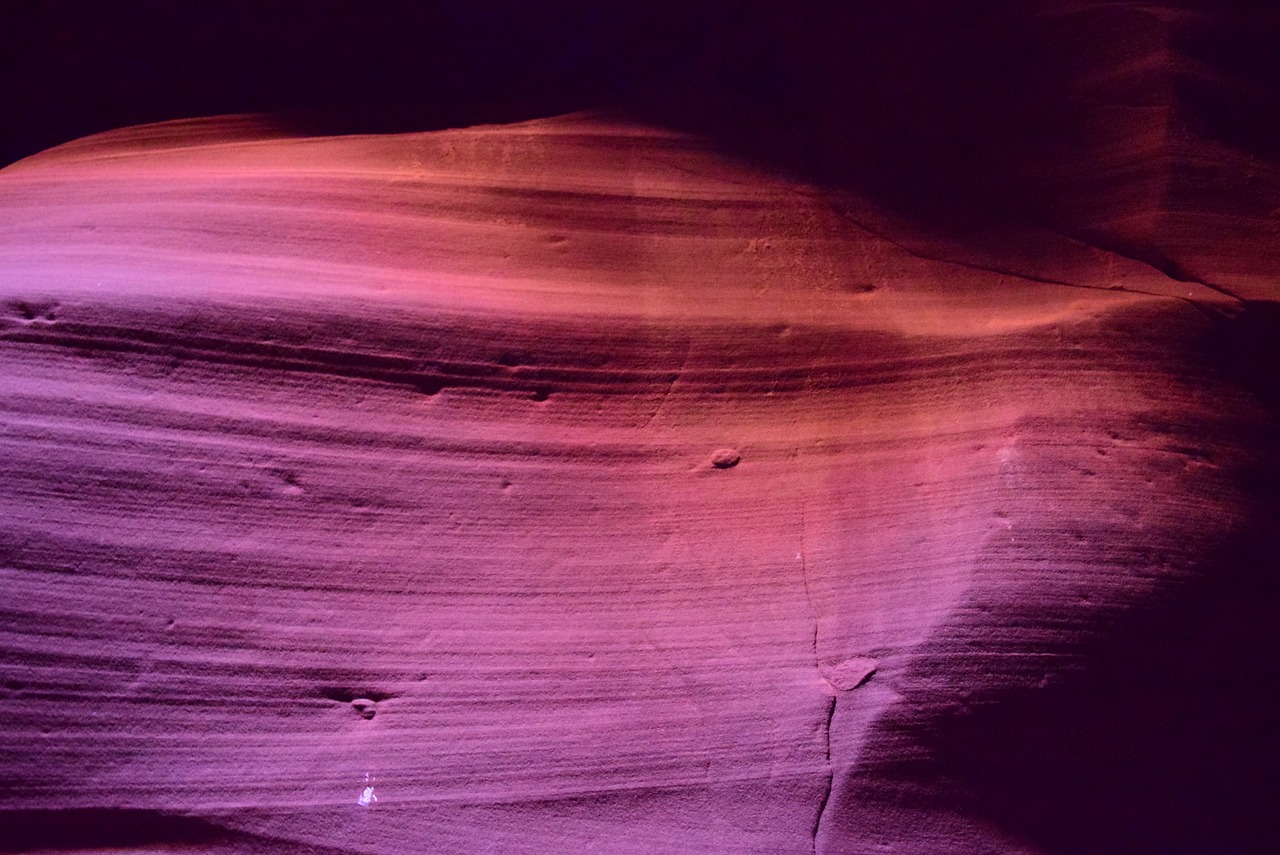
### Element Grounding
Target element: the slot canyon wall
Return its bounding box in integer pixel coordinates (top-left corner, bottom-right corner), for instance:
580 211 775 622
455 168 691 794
1 3 1278 853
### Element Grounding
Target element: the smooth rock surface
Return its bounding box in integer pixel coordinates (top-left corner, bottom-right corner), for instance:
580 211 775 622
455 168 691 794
0 111 1277 853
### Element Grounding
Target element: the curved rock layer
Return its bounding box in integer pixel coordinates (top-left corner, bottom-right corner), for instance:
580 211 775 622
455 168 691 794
0 115 1277 853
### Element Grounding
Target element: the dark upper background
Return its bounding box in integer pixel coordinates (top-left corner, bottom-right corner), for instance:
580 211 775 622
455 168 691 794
2 1 1277 238
0 0 725 169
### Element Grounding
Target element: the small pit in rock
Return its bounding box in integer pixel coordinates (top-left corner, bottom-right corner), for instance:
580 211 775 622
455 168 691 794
8 299 58 322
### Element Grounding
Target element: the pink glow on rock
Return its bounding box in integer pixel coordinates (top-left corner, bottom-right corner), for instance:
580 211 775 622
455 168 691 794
0 108 1276 853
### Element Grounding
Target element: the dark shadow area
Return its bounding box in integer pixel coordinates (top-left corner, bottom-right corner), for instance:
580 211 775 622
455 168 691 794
630 1 1280 281
925 523 1280 854
0 0 723 167
815 301 1280 853
908 304 1280 853
1220 301 1280 413
0 808 232 851
621 1 1129 278
1176 4 1280 160
634 2 1058 214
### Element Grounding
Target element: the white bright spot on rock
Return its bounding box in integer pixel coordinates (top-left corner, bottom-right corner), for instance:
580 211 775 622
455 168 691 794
357 772 377 807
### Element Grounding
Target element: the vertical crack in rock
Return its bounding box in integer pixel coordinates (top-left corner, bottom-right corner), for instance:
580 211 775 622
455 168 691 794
798 508 835 853
814 695 837 852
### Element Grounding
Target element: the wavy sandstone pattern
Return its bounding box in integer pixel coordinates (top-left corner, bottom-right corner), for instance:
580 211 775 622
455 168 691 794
1 112 1276 853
